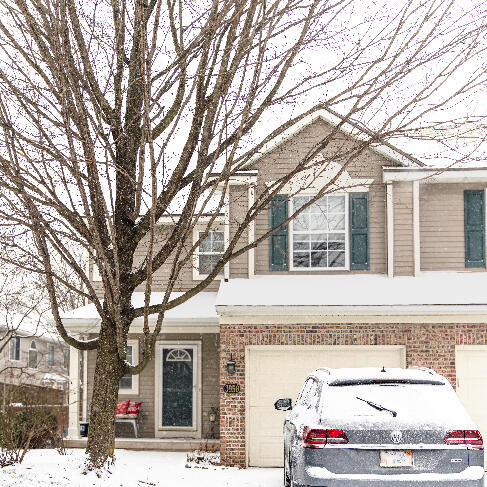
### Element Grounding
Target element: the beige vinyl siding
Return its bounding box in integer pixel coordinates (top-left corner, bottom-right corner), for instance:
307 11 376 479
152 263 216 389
420 183 487 272
92 225 220 298
85 333 220 439
252 118 390 275
393 181 414 276
229 184 250 278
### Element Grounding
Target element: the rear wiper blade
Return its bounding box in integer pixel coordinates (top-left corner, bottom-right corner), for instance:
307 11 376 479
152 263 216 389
356 396 397 417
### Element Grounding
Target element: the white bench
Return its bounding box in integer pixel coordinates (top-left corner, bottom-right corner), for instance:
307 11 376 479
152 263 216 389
115 414 140 438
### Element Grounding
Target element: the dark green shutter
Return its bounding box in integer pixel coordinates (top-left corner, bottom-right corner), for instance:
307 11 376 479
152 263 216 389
269 195 289 271
349 193 369 270
464 190 485 267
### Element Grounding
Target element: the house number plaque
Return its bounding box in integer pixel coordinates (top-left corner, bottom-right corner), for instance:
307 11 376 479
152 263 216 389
223 383 241 394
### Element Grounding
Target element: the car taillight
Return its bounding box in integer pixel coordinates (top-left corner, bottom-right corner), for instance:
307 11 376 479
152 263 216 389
444 430 483 448
303 428 348 448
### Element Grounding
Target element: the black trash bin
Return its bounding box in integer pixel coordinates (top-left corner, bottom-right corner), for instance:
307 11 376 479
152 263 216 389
80 422 89 437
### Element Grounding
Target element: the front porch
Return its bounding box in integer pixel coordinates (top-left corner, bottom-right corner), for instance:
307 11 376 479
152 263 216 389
62 292 221 444
64 437 220 451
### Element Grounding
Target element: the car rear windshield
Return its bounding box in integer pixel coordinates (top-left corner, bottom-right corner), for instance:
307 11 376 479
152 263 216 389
321 382 460 422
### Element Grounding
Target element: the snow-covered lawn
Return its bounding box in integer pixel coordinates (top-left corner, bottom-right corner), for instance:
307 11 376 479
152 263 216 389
1 449 486 486
0 449 281 487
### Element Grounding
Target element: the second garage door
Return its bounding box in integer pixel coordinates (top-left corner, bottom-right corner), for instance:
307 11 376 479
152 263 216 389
456 346 487 466
247 345 405 467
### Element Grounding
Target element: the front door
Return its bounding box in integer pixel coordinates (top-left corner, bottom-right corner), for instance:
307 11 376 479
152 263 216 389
160 345 197 429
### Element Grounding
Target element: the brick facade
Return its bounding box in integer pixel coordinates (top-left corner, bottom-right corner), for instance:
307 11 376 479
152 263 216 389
219 322 487 467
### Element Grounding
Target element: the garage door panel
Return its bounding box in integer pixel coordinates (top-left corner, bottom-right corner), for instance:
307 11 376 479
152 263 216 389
247 346 404 467
456 348 487 467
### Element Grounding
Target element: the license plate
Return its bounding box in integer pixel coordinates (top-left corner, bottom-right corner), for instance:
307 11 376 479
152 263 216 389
380 450 413 468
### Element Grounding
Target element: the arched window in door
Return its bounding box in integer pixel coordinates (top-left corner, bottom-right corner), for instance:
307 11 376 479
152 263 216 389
166 349 192 362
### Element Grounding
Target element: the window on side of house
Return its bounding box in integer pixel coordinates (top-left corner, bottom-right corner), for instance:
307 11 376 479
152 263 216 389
63 348 69 368
197 230 224 275
119 342 139 394
291 195 347 270
47 343 54 366
28 341 38 369
9 336 20 361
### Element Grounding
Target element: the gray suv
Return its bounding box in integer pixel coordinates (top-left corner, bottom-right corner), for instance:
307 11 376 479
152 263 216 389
275 367 484 486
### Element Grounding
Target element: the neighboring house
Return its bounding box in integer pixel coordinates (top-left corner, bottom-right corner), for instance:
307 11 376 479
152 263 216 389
61 108 487 468
0 319 69 401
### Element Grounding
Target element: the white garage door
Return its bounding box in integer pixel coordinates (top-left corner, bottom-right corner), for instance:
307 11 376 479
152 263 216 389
247 346 405 467
456 346 487 466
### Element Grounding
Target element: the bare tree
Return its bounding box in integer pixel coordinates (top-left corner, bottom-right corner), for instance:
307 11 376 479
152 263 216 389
0 0 485 468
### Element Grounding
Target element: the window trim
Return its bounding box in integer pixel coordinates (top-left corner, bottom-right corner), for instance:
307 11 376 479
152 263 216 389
192 227 225 280
155 341 201 436
63 348 69 369
47 343 55 366
28 340 38 369
118 340 139 395
289 193 350 271
9 336 20 362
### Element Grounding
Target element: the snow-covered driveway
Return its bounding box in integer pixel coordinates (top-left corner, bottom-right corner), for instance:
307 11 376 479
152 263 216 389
0 449 281 487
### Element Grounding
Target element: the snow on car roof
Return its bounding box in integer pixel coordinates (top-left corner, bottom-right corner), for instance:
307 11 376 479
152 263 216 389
313 368 475 429
312 367 445 384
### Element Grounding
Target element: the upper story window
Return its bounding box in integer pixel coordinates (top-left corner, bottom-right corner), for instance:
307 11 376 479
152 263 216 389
63 348 69 368
197 230 224 275
290 195 347 270
47 343 54 366
28 341 37 369
9 337 20 361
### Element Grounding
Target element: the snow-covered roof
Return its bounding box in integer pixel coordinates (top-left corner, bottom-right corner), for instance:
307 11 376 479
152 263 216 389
241 107 425 170
215 272 487 315
0 314 61 343
60 291 218 328
42 372 68 383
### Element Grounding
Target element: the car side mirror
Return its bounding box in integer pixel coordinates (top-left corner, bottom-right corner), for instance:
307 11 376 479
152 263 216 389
274 398 292 411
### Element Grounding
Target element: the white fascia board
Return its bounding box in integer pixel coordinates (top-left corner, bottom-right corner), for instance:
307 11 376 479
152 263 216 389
216 304 487 317
215 175 258 186
383 166 487 184
156 214 225 225
242 110 423 169
61 317 219 334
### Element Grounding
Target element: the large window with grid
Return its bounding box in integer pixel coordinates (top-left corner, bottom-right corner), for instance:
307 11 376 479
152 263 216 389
197 230 224 275
291 195 347 269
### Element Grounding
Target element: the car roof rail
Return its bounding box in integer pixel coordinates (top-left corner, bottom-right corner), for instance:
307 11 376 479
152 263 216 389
409 366 436 376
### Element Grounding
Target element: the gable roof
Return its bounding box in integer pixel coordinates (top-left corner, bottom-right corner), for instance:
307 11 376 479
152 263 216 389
240 106 425 170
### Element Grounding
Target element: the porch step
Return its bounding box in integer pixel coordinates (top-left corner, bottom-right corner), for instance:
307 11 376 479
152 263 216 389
64 437 220 451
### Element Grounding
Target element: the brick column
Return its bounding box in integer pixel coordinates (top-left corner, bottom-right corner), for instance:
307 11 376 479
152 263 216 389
219 325 246 466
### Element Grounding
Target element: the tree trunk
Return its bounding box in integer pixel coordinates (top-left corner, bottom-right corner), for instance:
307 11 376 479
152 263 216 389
85 322 124 469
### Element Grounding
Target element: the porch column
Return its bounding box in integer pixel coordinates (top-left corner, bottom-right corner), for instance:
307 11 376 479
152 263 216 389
386 182 394 277
224 188 230 280
248 184 255 279
67 344 80 439
413 180 420 276
82 348 88 422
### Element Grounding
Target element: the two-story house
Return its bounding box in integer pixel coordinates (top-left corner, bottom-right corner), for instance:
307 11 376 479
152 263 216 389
0 318 70 402
60 108 487 468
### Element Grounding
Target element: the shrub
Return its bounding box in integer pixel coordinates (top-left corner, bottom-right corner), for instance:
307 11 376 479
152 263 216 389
0 390 59 467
